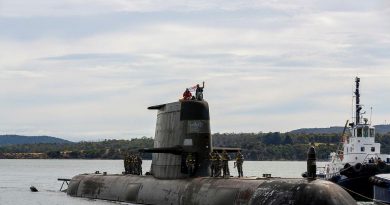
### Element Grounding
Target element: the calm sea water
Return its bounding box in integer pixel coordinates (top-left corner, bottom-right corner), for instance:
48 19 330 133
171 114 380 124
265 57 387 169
0 160 370 205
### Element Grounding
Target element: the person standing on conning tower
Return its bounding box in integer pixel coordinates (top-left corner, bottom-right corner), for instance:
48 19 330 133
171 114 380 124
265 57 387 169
183 88 192 100
195 82 205 101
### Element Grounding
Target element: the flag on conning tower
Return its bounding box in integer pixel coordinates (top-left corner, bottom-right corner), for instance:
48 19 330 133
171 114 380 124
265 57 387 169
188 85 197 92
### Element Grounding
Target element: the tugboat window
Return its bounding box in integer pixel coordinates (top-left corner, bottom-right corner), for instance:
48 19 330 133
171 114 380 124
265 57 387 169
363 127 369 137
361 147 365 152
371 147 375 152
357 128 362 137
370 128 375 137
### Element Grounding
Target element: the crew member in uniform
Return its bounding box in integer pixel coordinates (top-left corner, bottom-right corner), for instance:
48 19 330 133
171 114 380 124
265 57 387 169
183 88 192 100
215 152 222 177
235 151 244 177
123 154 127 174
221 150 230 178
136 154 143 175
195 82 205 100
186 153 196 176
130 154 136 174
210 151 218 177
124 154 131 174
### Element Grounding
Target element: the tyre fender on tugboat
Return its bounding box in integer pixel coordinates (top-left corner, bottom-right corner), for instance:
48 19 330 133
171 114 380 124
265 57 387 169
340 163 351 175
377 161 386 172
353 163 363 172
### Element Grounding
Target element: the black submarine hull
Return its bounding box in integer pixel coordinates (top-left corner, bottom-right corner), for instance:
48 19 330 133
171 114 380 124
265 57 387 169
67 174 357 205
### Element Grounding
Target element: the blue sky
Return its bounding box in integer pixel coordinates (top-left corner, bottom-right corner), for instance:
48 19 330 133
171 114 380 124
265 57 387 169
1 0 390 141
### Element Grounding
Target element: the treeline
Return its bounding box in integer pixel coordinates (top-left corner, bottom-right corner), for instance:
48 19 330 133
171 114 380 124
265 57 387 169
213 132 340 160
213 132 390 160
2 133 390 160
0 137 153 159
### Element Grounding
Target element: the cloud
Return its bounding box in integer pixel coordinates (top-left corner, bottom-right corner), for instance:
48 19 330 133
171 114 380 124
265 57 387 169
1 0 390 140
41 53 135 61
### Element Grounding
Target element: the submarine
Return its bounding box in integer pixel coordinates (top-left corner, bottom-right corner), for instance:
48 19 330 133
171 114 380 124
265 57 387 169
67 99 357 205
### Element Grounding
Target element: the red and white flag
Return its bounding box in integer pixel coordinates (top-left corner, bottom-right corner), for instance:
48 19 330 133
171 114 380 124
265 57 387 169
188 85 197 92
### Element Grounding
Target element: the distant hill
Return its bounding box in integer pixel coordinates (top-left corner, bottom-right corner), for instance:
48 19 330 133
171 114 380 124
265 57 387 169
0 135 73 146
289 124 390 135
289 126 344 134
373 125 390 135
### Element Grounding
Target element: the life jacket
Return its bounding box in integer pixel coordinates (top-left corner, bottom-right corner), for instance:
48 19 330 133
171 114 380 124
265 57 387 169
183 90 192 99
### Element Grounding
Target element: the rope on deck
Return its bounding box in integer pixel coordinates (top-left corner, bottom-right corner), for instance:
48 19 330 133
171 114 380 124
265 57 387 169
339 185 388 205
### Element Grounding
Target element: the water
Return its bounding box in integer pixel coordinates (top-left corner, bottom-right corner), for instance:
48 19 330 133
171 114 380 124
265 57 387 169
0 160 370 205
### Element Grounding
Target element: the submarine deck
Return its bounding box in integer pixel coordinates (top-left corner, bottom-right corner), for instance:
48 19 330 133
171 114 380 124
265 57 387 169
67 173 357 205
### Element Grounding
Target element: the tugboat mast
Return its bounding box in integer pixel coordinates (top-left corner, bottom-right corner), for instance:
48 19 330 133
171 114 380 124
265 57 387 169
355 77 362 124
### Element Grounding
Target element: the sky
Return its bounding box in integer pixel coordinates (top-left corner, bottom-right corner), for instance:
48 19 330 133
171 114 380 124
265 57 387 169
1 0 390 141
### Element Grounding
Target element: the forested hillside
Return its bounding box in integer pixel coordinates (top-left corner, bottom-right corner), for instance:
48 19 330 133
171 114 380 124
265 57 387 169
214 132 390 160
2 132 390 160
289 124 390 134
213 132 340 160
0 135 72 146
0 137 153 159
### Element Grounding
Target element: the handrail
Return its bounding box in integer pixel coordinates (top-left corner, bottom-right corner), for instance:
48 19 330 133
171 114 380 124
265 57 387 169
363 153 380 163
58 178 71 191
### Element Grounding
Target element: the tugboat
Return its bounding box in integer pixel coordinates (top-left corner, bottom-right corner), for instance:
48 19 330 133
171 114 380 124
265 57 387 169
317 77 390 200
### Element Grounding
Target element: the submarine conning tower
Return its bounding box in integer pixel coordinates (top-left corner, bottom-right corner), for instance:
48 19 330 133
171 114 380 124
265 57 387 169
144 100 211 179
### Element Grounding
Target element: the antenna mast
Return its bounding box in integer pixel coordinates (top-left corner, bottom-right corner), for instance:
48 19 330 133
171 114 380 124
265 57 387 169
355 77 361 124
370 107 372 125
